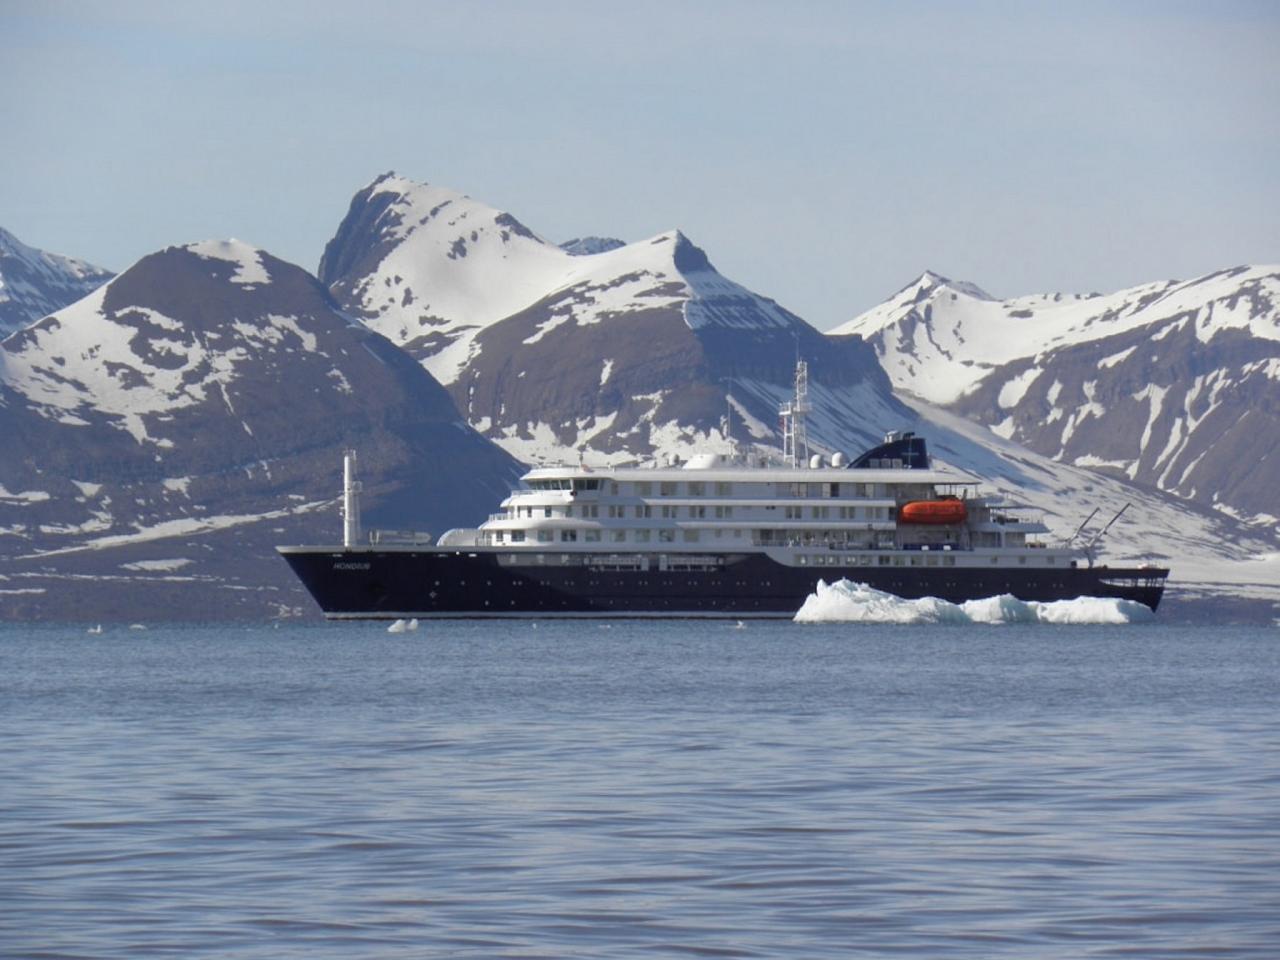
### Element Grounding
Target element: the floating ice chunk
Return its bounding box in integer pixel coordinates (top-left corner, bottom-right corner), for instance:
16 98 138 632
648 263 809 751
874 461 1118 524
387 618 408 633
794 579 1154 625
1030 597 1155 624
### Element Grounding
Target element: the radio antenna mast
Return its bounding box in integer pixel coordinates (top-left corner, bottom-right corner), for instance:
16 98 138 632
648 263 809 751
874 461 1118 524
779 360 810 467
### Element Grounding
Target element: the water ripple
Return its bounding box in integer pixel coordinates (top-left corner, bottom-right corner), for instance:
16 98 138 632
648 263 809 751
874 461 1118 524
2 621 1278 959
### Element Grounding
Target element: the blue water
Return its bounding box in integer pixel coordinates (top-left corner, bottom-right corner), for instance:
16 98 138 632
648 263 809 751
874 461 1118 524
3 621 1278 959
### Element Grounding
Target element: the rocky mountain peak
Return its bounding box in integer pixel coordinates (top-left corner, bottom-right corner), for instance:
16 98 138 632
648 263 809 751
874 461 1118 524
902 270 995 303
0 225 115 337
560 236 626 256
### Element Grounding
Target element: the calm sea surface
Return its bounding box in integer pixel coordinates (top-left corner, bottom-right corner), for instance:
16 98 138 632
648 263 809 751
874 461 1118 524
2 620 1278 959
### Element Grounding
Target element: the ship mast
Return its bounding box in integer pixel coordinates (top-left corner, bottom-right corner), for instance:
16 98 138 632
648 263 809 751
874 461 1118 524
779 360 811 467
342 449 362 548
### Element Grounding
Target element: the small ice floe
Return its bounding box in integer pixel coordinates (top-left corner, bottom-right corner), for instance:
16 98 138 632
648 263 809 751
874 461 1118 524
86 624 103 635
386 618 420 633
129 623 147 630
734 620 746 629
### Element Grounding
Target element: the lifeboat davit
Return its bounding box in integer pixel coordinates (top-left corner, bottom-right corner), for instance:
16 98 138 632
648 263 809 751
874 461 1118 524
899 498 967 525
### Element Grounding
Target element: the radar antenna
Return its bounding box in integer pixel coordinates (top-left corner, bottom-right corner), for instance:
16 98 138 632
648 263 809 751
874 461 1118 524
779 360 811 468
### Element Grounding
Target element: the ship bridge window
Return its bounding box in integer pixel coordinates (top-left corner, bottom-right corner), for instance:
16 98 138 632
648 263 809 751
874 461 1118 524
715 482 732 496
659 481 678 496
572 478 600 492
688 481 705 496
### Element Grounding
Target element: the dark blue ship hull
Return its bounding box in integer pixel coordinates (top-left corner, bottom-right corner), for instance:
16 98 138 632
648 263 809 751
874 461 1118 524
277 547 1168 618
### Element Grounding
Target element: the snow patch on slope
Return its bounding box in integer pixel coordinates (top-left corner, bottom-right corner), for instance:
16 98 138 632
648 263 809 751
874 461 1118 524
186 240 271 285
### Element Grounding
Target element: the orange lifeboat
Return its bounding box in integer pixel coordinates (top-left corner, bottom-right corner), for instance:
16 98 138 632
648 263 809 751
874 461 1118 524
899 498 967 525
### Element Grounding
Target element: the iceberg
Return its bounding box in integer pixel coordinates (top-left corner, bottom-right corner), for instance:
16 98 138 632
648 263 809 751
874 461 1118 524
794 579 1155 625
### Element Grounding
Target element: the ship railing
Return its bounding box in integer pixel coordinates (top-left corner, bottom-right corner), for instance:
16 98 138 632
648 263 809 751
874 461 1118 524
663 555 725 571
586 554 649 571
368 529 435 545
751 536 898 551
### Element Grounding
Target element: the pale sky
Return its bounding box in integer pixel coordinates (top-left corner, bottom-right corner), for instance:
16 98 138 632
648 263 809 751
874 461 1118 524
2 0 1277 329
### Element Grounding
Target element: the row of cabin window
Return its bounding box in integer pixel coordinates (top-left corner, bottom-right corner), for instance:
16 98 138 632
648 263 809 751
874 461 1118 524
495 528 708 544
798 554 960 567
492 527 899 546
796 555 1050 567
508 504 893 521
525 479 926 498
487 535 1049 568
630 481 912 498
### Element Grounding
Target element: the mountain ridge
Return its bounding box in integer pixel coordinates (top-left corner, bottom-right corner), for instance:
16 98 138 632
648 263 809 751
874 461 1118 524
0 237 522 619
0 225 114 337
836 263 1280 530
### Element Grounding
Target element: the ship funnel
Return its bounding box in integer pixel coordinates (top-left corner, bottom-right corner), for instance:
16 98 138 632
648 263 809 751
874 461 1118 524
342 449 362 548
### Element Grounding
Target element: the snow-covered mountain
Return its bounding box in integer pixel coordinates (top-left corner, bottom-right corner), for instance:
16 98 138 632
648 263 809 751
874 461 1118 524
321 173 902 465
835 267 1280 530
0 240 521 620
0 226 113 337
315 175 1279 620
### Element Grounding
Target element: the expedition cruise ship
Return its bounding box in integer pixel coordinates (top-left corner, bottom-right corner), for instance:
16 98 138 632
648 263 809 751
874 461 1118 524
278 365 1168 618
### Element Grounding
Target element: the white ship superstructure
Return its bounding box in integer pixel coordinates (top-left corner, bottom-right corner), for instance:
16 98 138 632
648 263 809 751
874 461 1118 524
461 450 1073 574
